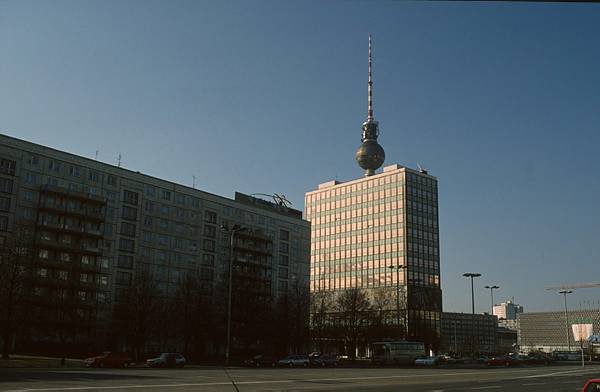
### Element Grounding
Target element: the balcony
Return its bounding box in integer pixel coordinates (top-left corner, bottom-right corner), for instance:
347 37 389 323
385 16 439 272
40 184 106 204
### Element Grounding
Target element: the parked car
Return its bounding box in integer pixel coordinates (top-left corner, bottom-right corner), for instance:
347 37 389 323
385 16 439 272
414 356 440 366
243 354 277 367
277 354 310 367
476 355 490 364
486 355 520 367
583 379 600 391
84 352 133 368
146 353 186 368
525 353 554 365
310 355 339 367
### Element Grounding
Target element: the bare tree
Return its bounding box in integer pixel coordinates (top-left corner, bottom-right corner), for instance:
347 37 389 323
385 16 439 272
0 229 33 359
310 291 333 353
171 272 214 359
113 268 161 362
336 288 371 358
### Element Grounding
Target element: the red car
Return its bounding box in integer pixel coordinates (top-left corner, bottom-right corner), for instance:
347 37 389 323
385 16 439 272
84 352 133 368
486 355 520 367
583 379 600 391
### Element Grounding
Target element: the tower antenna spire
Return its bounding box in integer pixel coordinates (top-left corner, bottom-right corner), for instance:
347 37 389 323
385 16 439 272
368 34 374 121
355 34 385 176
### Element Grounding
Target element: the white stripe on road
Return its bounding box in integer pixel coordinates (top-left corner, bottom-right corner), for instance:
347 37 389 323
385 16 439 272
470 386 501 390
516 368 599 379
521 383 547 386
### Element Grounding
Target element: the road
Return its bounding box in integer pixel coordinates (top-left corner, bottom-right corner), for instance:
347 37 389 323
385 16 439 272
0 365 597 392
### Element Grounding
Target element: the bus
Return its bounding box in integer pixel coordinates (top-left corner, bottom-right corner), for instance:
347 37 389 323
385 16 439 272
371 341 426 365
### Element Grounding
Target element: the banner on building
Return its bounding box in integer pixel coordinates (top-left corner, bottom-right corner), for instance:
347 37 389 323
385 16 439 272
572 324 593 342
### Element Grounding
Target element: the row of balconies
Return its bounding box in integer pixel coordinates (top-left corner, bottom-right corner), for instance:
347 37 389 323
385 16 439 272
40 184 106 204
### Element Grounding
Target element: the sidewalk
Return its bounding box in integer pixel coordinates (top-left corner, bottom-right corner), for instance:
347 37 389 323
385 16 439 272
0 355 82 368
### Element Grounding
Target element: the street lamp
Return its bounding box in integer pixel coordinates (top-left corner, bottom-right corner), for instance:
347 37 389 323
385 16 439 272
484 285 500 315
559 290 573 352
389 265 408 339
221 224 247 366
463 272 481 358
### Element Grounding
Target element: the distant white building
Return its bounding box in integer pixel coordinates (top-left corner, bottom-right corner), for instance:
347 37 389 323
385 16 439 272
494 300 523 330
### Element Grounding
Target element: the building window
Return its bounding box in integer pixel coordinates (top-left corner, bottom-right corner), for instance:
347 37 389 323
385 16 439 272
176 208 185 219
116 271 132 286
69 166 80 177
48 160 61 173
38 268 48 278
27 155 39 166
204 210 217 224
144 200 154 213
123 190 139 206
105 190 117 203
88 170 100 182
158 235 169 246
159 219 169 230
203 224 216 238
0 197 10 212
80 273 89 283
25 172 37 184
0 178 14 194
58 271 68 280
143 216 153 227
119 238 135 253
118 254 134 269
142 231 153 243
121 206 138 221
0 159 16 176
38 249 49 259
107 175 117 186
280 229 290 241
162 190 171 201
175 193 185 205
120 222 136 237
201 253 215 266
190 197 200 208
279 255 289 266
279 242 289 254
0 215 8 231
146 185 156 198
160 205 169 215
203 239 215 252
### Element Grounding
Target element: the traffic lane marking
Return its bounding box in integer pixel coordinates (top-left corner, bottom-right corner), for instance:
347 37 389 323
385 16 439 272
470 387 501 390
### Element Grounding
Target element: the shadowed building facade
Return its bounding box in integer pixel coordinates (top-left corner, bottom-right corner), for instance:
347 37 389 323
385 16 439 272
304 36 442 353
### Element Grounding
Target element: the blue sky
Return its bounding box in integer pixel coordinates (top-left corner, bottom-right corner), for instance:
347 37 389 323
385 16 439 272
1 0 599 313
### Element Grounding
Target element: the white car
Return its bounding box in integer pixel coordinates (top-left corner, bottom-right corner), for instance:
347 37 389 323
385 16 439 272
277 354 310 367
414 356 439 366
146 353 186 368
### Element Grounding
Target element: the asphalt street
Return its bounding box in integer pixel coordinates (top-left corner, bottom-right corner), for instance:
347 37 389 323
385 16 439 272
0 365 598 392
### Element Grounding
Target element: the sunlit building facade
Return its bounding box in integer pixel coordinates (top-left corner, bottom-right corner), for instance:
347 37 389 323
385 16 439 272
305 163 442 348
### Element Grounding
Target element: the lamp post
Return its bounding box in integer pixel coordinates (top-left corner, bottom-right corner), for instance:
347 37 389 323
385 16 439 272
484 285 500 315
559 290 573 352
463 273 481 358
389 265 408 339
221 224 247 366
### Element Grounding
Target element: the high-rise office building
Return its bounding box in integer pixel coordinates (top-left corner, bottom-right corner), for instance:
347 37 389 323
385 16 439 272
494 300 523 330
304 36 442 351
0 133 310 355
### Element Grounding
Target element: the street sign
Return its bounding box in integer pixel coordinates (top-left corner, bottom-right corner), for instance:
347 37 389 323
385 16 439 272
572 324 593 342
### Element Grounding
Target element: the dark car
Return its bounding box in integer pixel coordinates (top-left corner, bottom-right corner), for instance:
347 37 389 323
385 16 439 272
311 355 339 367
243 354 277 367
526 353 554 365
84 352 133 368
486 355 520 367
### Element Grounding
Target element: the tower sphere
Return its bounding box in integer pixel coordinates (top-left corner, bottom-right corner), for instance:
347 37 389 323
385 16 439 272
356 139 385 176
